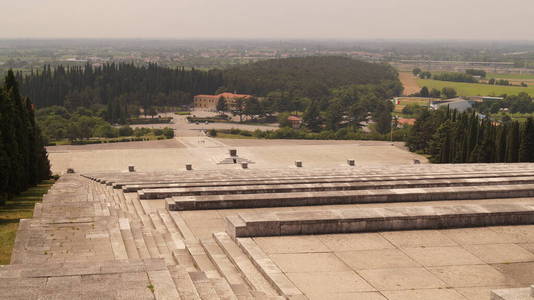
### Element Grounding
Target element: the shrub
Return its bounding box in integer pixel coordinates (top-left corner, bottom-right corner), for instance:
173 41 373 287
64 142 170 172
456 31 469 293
118 126 134 137
162 127 174 139
208 129 217 137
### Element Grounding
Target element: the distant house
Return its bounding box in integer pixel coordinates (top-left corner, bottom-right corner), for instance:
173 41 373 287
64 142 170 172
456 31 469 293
468 96 504 103
397 118 416 127
193 92 253 112
431 98 473 113
287 116 302 129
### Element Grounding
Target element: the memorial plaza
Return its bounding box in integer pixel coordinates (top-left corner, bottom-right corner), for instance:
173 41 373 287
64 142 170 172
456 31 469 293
3 136 534 299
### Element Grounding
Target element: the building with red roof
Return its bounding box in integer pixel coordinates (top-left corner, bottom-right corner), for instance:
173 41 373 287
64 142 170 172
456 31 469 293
194 92 253 111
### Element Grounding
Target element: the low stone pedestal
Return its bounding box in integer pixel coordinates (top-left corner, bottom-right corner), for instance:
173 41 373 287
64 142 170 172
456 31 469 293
491 285 534 299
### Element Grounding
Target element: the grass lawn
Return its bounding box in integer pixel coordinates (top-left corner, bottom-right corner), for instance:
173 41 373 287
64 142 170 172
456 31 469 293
215 133 257 139
0 180 55 264
417 79 534 97
487 73 534 80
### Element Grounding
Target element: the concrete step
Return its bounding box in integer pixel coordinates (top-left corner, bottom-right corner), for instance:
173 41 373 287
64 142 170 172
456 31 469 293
147 269 181 299
169 211 198 242
491 285 534 300
189 271 221 300
141 229 163 259
149 212 167 232
153 230 175 265
200 238 253 297
227 203 534 238
186 241 220 279
89 164 534 188
235 237 305 299
118 218 140 259
143 175 534 199
213 232 279 297
108 218 129 260
210 277 239 299
125 170 534 192
129 220 152 259
158 210 182 236
169 183 534 211
168 264 202 299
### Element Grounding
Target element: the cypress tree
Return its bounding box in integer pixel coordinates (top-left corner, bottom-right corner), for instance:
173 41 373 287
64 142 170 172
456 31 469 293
0 110 9 204
519 118 534 162
496 125 508 163
303 100 322 132
506 121 520 163
0 71 51 204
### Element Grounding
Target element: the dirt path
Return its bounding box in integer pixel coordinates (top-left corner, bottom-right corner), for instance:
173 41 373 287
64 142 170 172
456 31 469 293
399 72 421 95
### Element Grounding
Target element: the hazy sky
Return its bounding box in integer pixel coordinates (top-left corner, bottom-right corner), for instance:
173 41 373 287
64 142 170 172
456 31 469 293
1 0 533 40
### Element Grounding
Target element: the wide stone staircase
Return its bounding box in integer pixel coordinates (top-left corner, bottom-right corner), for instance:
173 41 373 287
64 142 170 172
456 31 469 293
5 163 534 299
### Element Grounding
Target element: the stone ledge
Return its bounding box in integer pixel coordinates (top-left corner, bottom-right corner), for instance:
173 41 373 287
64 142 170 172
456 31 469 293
491 285 534 300
123 170 534 192
226 203 534 238
141 175 534 199
168 183 534 210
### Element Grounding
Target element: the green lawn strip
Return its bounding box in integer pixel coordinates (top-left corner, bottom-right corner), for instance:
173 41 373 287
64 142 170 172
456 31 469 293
487 73 534 80
417 79 534 97
0 180 55 264
215 133 257 139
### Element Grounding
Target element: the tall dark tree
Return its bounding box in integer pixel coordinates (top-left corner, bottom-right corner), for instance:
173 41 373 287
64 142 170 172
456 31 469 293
420 86 429 97
302 100 323 132
519 118 534 162
216 96 227 112
0 71 51 204
373 100 393 135
506 121 520 163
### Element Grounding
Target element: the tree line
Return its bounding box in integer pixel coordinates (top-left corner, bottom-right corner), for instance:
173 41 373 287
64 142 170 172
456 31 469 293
407 108 534 163
0 71 51 204
17 63 224 123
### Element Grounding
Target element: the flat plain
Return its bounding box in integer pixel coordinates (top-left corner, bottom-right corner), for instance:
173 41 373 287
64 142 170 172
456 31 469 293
417 79 534 97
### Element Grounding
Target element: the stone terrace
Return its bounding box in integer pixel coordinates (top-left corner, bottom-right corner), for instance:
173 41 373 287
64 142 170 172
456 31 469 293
5 163 534 299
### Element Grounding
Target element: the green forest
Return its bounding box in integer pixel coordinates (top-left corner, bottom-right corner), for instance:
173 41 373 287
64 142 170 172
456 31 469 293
407 108 534 163
17 63 224 123
222 56 400 99
17 56 403 138
0 71 51 204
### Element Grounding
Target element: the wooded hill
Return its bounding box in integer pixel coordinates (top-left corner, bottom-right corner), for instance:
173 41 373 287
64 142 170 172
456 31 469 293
222 56 400 99
17 56 399 112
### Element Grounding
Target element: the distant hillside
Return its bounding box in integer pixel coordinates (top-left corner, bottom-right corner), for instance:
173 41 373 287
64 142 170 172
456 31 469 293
222 56 400 99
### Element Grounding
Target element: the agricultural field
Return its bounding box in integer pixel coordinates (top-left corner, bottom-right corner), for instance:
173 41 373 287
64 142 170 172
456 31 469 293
393 97 434 113
417 79 534 97
487 73 534 80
